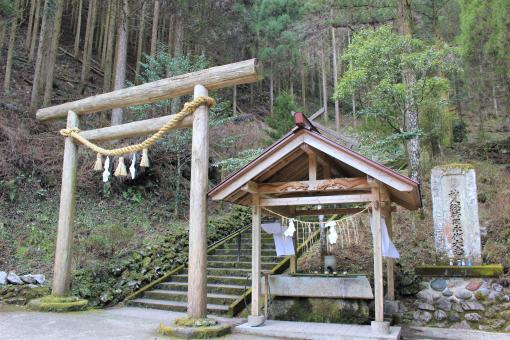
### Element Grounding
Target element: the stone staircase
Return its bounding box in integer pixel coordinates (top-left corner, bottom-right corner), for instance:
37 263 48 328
127 227 280 316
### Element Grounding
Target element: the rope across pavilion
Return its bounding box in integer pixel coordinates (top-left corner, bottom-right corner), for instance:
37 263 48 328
262 207 369 253
59 96 215 179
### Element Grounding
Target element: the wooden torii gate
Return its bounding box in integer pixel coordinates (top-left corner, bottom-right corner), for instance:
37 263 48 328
36 59 262 318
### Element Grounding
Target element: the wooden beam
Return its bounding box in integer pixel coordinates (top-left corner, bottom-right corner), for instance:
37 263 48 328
308 151 317 180
385 205 395 301
36 59 262 121
52 111 79 296
78 113 193 142
251 194 262 317
259 193 373 207
370 179 384 323
243 178 369 195
187 85 209 318
295 206 396 216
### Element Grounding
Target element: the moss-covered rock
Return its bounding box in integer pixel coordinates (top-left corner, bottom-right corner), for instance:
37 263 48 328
0 285 50 305
28 295 88 312
158 318 231 339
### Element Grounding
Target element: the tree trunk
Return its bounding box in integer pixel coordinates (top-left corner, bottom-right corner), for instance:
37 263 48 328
174 13 183 57
233 85 237 115
30 0 52 107
73 0 82 57
167 14 175 57
347 30 356 121
100 1 110 66
111 0 129 126
25 0 37 49
170 12 184 114
80 0 97 92
135 1 146 80
150 0 160 57
0 22 6 52
103 1 116 92
321 45 328 123
29 0 41 61
398 0 420 183
3 1 20 93
301 63 306 112
43 0 65 106
269 68 274 114
331 26 340 131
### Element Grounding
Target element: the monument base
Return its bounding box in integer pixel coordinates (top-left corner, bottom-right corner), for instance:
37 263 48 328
371 321 390 334
28 295 88 312
247 315 266 327
158 317 231 339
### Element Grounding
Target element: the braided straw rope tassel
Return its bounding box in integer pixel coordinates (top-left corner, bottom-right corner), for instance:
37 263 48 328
60 96 215 158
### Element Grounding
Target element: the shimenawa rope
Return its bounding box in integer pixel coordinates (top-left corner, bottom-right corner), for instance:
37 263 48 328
59 96 214 178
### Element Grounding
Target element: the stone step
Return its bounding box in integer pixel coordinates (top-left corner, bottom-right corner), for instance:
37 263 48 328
207 261 277 270
182 267 252 277
171 274 250 286
143 290 238 305
213 249 277 256
207 254 281 262
218 242 275 250
157 282 246 295
127 298 229 314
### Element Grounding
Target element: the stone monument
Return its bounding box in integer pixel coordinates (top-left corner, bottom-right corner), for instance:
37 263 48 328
431 164 482 262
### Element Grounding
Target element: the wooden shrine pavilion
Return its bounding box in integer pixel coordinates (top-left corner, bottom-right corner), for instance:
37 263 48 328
209 112 422 333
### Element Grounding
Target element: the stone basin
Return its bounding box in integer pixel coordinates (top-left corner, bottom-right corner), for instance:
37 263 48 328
262 274 373 299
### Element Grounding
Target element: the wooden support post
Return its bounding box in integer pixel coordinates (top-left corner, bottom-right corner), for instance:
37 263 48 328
250 194 262 320
385 206 395 301
52 111 79 296
289 210 297 274
371 181 384 323
308 151 317 181
187 85 209 319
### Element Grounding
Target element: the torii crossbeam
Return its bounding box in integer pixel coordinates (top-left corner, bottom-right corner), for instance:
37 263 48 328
36 59 262 318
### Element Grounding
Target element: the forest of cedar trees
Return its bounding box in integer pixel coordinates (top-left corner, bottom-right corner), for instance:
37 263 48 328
0 0 509 309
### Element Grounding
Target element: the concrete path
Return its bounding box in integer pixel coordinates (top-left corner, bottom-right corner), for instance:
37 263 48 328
1 305 508 340
0 306 265 340
235 319 401 339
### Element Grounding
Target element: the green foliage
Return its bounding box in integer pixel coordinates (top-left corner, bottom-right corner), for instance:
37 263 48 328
78 223 135 259
236 0 303 75
334 25 461 164
457 0 510 77
0 0 20 21
265 92 300 141
71 206 251 307
213 148 263 176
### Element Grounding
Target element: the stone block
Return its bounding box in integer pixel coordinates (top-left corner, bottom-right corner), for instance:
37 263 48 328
455 289 472 300
451 320 471 329
461 301 485 311
6 273 23 285
413 310 432 323
431 165 481 261
0 272 6 285
265 275 373 299
464 313 481 322
434 297 451 311
417 290 434 304
417 303 435 311
434 310 447 321
431 279 447 291
466 280 481 291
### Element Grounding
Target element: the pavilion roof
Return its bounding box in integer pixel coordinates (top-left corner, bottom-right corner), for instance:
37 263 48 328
209 113 422 211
